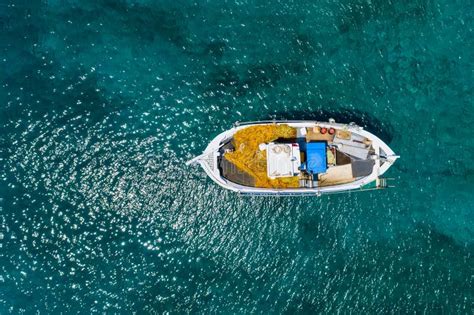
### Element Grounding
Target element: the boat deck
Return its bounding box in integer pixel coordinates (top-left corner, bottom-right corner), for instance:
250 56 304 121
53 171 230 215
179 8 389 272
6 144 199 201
218 124 378 189
186 120 398 194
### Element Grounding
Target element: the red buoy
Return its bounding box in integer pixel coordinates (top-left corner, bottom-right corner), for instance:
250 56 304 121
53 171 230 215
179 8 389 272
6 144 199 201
329 128 335 135
320 127 328 134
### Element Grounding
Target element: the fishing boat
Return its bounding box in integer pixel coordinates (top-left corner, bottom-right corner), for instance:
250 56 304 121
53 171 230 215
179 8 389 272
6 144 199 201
186 120 399 196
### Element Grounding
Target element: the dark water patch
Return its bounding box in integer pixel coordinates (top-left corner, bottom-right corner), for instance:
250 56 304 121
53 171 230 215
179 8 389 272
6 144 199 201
298 214 338 252
292 33 317 56
201 30 318 98
94 0 189 47
0 2 44 43
243 63 284 89
204 40 227 61
336 225 473 313
203 58 312 98
203 63 285 97
205 66 240 93
337 0 435 34
1 57 128 137
39 0 210 61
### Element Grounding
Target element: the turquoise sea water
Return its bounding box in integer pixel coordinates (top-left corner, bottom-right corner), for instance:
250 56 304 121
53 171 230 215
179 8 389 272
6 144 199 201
1 0 473 313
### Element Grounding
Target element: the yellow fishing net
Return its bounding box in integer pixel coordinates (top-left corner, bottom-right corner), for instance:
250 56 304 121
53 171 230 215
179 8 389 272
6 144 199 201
224 124 299 188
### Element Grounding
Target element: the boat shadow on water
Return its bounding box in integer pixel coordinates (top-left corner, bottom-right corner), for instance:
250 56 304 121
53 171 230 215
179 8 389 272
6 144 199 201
263 109 394 144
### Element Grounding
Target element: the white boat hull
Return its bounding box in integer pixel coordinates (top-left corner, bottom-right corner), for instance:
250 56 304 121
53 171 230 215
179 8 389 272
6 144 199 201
187 120 399 196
